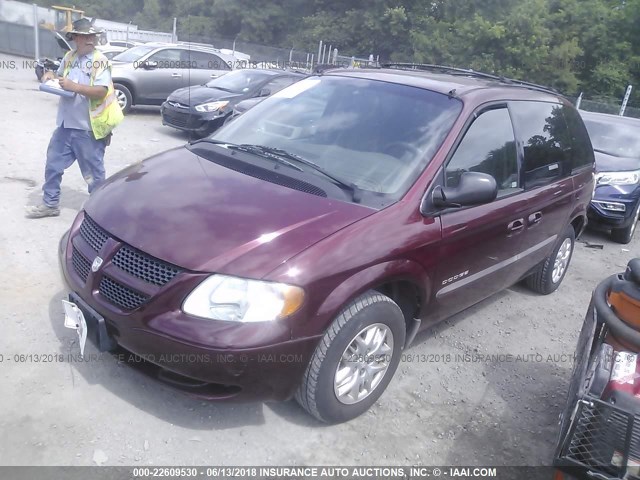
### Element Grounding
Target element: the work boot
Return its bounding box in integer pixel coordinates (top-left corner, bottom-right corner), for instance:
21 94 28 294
25 204 60 219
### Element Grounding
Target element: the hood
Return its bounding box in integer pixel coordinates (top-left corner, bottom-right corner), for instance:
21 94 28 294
85 147 372 278
594 151 640 173
167 85 242 106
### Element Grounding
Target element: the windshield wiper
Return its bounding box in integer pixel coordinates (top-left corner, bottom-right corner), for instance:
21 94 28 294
231 144 304 172
240 145 362 202
593 148 621 157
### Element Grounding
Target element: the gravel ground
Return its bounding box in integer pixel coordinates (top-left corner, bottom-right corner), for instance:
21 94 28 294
0 52 637 469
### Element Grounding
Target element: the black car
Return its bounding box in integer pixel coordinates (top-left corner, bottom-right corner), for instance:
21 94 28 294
161 69 305 137
581 110 640 244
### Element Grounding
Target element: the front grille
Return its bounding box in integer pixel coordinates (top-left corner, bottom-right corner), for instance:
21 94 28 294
71 247 91 283
74 213 181 310
164 110 192 128
80 214 109 252
99 276 148 311
112 245 180 287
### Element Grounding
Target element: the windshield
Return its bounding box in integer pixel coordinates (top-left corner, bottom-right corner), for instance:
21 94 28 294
112 45 156 63
206 70 275 93
583 118 640 158
211 76 462 206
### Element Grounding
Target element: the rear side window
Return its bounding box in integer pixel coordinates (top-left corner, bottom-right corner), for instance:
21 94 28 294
445 107 519 197
562 106 595 170
510 101 572 189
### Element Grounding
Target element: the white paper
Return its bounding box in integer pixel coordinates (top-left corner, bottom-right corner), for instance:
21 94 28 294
611 351 637 384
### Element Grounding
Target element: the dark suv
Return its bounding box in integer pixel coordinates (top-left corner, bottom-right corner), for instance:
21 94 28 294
59 65 595 423
580 110 640 244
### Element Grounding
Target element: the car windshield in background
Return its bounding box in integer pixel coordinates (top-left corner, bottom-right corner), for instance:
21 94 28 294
112 45 156 63
205 70 275 93
583 118 640 158
210 76 462 206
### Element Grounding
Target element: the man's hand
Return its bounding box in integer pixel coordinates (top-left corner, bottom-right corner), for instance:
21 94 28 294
58 77 108 100
41 71 58 82
59 77 78 92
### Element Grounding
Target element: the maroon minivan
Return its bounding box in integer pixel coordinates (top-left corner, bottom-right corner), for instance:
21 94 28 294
59 65 595 423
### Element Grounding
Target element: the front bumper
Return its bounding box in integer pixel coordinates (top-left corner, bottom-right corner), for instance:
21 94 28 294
58 211 319 401
587 185 640 230
160 102 228 135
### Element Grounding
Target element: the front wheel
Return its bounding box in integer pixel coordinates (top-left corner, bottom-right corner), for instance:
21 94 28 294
525 225 575 295
295 291 405 423
611 203 640 244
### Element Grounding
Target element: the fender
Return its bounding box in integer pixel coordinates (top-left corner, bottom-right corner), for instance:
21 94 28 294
292 259 431 339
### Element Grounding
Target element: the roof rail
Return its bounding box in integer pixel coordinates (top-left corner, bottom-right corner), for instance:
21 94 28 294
381 63 561 96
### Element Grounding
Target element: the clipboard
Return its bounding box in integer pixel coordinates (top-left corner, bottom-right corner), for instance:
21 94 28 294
39 80 75 98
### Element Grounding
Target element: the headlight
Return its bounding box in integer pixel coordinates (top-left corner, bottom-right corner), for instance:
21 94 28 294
194 100 229 113
182 275 305 322
596 169 640 186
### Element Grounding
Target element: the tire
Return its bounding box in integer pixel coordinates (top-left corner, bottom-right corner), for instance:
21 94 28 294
611 202 640 244
525 225 575 295
114 83 132 114
295 291 405 423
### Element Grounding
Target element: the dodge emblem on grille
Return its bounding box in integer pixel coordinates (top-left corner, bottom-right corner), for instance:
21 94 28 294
91 256 103 272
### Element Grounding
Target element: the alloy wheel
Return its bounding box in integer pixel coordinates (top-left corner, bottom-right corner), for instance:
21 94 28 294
334 323 394 405
552 238 573 283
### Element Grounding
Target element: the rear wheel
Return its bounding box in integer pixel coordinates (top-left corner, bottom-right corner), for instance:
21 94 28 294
114 83 132 114
295 291 405 423
525 225 575 295
611 203 640 244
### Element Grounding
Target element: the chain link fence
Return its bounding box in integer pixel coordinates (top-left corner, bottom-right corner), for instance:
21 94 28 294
575 96 640 119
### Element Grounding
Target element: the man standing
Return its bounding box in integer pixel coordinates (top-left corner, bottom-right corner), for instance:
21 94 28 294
26 18 123 219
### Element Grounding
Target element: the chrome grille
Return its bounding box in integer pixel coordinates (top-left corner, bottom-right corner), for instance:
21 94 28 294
71 247 91 283
112 245 180 287
99 276 148 311
79 214 109 252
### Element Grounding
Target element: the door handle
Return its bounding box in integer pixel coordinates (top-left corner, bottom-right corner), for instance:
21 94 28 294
210 74 218 78
171 73 182 78
528 212 543 224
508 219 525 231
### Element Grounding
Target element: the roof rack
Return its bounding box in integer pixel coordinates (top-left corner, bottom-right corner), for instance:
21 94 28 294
381 63 561 96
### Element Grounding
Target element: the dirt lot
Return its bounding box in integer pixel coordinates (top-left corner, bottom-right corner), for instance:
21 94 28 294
0 52 637 468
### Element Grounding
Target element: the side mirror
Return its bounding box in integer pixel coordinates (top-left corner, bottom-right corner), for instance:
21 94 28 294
141 60 158 70
432 172 498 209
258 88 271 97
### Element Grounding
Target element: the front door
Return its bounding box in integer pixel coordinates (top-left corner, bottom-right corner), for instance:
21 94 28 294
137 48 189 104
421 106 528 322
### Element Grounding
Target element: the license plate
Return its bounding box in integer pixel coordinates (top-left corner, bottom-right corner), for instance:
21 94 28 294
62 299 88 357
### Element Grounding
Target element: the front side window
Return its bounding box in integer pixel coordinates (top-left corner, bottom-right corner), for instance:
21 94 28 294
445 107 519 197
263 76 303 94
148 49 182 64
211 76 463 207
510 101 571 189
113 45 155 63
187 51 231 70
206 70 275 93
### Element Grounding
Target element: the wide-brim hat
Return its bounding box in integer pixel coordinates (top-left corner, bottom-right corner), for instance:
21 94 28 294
65 18 105 41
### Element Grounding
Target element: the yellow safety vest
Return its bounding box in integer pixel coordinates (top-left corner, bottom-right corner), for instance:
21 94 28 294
62 49 124 140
